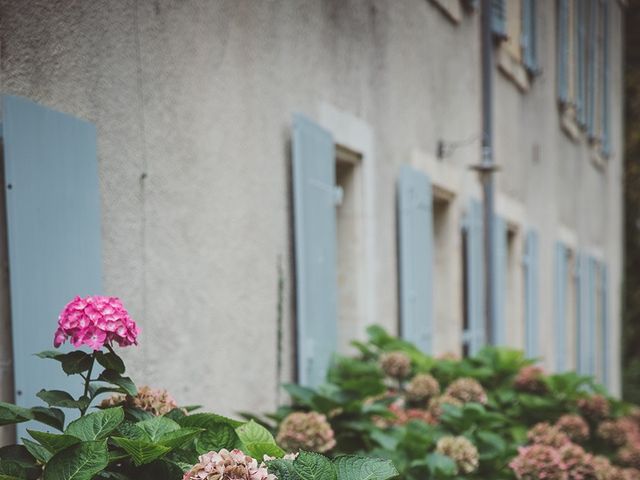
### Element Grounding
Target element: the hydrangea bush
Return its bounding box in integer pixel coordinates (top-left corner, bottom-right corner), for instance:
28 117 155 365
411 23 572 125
0 297 398 480
254 325 640 480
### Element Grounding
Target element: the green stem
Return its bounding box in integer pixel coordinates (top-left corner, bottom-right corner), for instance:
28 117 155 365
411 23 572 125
80 352 97 416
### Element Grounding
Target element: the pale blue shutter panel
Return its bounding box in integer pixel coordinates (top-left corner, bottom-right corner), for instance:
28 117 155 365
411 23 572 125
554 243 567 371
576 254 595 375
576 0 587 127
600 264 609 387
466 200 485 354
524 231 539 358
2 95 103 438
522 0 537 73
587 258 597 376
601 0 611 155
492 216 507 345
587 0 597 138
292 114 338 387
492 0 507 38
397 166 434 353
557 0 569 103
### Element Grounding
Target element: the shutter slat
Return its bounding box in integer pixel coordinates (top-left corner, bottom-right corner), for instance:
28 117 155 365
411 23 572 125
292 114 338 387
525 231 539 358
492 0 507 38
601 264 609 387
522 0 537 72
2 95 103 440
587 0 598 137
602 0 610 155
554 243 567 371
558 0 569 103
398 166 434 353
467 200 485 354
492 216 507 345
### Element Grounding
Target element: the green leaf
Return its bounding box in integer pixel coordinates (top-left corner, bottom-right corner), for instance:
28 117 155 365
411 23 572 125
21 439 52 463
283 384 317 406
293 452 336 480
60 351 94 375
425 452 457 477
35 350 65 360
195 424 241 453
97 370 137 396
332 455 399 480
178 412 244 429
156 427 203 449
43 440 109 480
267 459 299 480
135 416 180 442
95 351 125 375
236 420 284 459
65 407 124 440
30 407 65 431
27 430 81 455
0 401 33 426
36 390 90 410
110 437 171 466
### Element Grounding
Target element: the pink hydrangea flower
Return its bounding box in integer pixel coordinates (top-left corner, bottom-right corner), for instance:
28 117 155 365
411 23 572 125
53 296 139 350
183 449 275 480
509 444 568 480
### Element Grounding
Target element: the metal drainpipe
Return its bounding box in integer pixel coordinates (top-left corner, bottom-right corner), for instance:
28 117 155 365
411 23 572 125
480 0 497 346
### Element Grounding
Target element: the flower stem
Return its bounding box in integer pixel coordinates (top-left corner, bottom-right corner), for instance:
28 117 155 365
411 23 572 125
80 352 96 416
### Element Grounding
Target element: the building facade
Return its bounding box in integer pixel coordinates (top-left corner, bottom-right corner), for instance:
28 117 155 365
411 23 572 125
0 0 625 444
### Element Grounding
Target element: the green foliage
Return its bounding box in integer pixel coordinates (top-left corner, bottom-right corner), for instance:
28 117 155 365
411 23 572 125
0 344 391 480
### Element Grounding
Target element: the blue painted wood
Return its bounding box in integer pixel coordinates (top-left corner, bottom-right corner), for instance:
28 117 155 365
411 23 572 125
587 0 597 138
557 0 569 103
601 263 609 387
524 231 539 358
466 200 485 354
397 165 434 354
522 0 537 72
2 95 103 439
491 0 507 38
576 0 587 126
292 114 338 388
554 243 567 371
602 0 610 155
492 216 506 346
576 253 594 375
587 257 598 376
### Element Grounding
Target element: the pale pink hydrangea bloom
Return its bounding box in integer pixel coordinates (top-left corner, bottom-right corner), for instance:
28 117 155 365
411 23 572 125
100 385 179 416
618 443 640 470
435 436 479 474
527 422 571 448
405 373 440 403
514 365 548 394
379 352 412 380
598 420 632 447
276 412 336 453
556 415 590 443
591 455 627 480
182 449 275 480
427 394 463 420
577 395 610 421
444 378 488 405
54 296 139 350
510 444 568 480
559 443 596 480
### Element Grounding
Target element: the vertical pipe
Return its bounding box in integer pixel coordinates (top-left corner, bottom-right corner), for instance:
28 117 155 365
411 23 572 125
481 0 496 345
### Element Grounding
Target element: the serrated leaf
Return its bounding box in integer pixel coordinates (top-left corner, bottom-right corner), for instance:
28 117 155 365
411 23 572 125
267 459 299 480
244 442 285 459
332 455 398 480
178 412 244 429
110 437 171 466
0 401 34 426
236 420 283 458
136 416 180 442
65 407 124 441
36 390 90 410
60 351 94 375
425 452 457 477
95 351 125 374
195 425 241 453
30 407 65 431
21 439 52 463
293 452 336 480
27 430 81 455
43 440 109 480
97 370 137 396
157 427 203 448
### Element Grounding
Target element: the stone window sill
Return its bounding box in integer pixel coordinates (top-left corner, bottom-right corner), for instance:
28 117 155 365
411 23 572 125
497 46 530 92
430 0 463 24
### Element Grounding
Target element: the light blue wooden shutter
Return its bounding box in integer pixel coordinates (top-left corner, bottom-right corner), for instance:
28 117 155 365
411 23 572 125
554 243 567 371
292 114 338 387
600 263 609 387
2 95 103 438
492 0 507 38
464 200 485 354
557 0 569 103
576 253 596 375
587 0 597 138
588 257 598 376
522 0 537 72
576 0 587 127
397 166 434 353
524 231 539 358
601 0 610 155
492 216 507 345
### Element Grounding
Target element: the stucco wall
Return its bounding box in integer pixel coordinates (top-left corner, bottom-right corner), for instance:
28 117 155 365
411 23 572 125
0 0 624 441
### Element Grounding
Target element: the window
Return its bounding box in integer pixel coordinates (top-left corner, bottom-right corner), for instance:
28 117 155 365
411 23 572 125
557 0 611 156
335 146 364 354
493 0 538 90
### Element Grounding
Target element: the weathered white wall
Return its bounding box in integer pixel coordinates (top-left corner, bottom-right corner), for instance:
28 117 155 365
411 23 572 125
0 0 624 434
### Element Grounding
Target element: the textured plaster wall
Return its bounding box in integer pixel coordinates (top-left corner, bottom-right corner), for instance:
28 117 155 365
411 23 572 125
0 0 624 436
